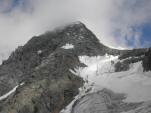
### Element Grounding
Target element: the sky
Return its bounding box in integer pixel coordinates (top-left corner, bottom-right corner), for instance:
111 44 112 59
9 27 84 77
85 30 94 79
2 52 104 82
0 0 151 54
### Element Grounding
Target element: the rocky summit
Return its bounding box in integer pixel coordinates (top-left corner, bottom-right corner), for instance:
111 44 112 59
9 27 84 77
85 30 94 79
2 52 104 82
0 22 151 113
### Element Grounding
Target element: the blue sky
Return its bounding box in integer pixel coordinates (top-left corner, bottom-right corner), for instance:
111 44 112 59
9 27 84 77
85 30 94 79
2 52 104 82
0 0 151 52
125 22 151 48
140 23 151 48
10 0 20 8
0 0 30 13
0 0 19 12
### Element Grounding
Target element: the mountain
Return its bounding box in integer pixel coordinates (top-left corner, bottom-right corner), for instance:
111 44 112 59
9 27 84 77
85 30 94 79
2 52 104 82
0 22 150 113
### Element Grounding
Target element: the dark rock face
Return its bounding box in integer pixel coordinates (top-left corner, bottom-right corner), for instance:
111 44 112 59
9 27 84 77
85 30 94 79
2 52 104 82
143 48 151 71
0 48 84 113
114 61 130 72
114 48 151 72
0 22 150 113
0 76 82 113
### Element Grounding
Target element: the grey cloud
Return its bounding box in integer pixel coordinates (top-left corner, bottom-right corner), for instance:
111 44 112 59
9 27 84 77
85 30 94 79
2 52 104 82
0 0 151 54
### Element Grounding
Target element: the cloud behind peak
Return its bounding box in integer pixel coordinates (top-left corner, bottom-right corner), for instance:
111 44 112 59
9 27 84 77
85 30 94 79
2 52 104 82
0 0 151 53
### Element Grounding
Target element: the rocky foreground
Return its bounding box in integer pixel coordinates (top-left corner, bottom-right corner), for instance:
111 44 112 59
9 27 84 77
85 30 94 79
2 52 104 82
0 22 151 113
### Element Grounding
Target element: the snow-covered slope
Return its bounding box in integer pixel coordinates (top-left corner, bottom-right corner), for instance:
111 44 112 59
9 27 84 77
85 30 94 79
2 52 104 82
61 54 151 113
78 55 151 102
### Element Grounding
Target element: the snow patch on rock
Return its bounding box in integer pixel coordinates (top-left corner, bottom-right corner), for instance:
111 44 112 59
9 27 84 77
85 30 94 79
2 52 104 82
0 82 24 101
61 44 74 49
37 50 42 54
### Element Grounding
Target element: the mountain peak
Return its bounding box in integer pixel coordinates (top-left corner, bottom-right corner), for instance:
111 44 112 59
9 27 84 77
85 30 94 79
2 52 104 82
65 21 86 28
0 22 151 113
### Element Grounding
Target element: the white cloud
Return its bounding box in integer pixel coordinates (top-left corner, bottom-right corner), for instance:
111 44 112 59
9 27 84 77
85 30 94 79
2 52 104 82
0 0 151 54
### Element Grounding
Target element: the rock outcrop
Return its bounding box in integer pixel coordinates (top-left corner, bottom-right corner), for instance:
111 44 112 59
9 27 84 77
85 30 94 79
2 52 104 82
71 89 141 113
